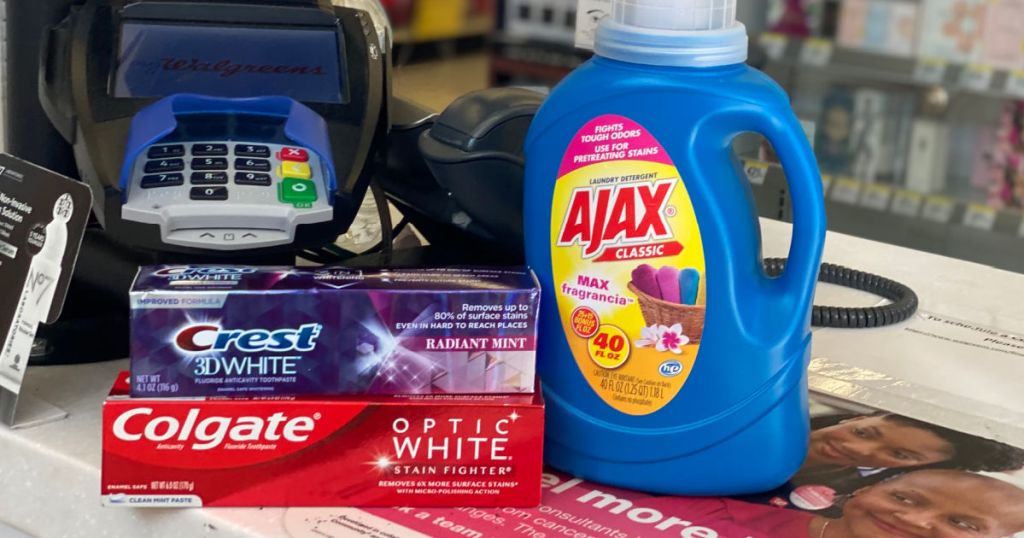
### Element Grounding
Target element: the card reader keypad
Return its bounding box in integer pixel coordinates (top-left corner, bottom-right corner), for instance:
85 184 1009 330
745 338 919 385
124 140 332 249
140 173 184 189
192 143 228 156
277 147 309 162
192 157 229 171
190 186 229 201
235 158 272 172
148 144 185 159
192 171 229 185
127 141 327 210
235 172 272 186
145 159 185 174
235 144 271 158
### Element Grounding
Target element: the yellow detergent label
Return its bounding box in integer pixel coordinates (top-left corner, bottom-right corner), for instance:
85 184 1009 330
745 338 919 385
551 114 706 415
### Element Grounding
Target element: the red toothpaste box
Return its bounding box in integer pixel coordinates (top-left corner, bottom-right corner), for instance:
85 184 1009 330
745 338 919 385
101 372 544 508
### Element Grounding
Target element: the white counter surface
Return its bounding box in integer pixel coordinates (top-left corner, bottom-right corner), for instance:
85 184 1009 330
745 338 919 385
2 219 1022 537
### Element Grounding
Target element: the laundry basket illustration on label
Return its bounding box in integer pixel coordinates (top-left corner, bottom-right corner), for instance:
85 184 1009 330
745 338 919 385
628 282 706 344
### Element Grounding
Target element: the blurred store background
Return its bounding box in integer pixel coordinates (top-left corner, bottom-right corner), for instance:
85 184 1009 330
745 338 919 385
3 0 1024 272
378 0 1024 273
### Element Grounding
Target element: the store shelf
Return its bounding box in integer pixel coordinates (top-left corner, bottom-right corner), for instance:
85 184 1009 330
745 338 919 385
746 159 1024 274
758 33 1024 102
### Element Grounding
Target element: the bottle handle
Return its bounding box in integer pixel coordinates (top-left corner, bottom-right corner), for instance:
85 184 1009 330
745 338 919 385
741 107 827 334
693 103 826 343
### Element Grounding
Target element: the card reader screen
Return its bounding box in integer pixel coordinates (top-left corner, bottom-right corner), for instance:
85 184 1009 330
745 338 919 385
114 22 345 104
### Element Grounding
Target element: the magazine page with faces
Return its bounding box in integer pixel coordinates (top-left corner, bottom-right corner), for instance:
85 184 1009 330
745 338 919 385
735 398 1024 538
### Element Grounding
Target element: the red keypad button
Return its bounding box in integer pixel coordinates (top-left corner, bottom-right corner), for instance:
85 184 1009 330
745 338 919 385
278 147 309 162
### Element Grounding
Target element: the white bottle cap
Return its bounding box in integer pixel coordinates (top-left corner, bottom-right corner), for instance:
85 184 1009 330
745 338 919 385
597 0 747 67
613 0 736 31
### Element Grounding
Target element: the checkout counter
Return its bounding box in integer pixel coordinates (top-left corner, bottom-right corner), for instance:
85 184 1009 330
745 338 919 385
2 220 1023 537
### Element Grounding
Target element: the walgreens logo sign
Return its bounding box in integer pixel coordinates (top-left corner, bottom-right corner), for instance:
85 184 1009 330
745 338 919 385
159 57 328 78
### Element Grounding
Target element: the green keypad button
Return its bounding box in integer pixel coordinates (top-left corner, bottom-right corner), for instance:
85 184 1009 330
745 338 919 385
279 177 317 206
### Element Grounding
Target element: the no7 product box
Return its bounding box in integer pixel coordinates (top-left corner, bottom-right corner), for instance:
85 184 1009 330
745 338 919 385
129 266 539 397
101 373 545 507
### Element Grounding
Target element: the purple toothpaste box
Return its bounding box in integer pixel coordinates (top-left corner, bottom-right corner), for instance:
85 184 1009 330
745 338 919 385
129 266 540 397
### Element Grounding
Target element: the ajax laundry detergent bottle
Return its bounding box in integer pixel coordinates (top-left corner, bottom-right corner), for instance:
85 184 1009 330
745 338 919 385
524 0 827 494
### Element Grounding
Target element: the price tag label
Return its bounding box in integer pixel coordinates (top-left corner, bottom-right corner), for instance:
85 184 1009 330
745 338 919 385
743 160 770 185
860 184 893 211
1006 70 1024 98
922 196 955 223
913 57 948 85
891 189 923 217
962 203 997 231
759 32 788 61
959 64 995 92
800 38 834 67
821 174 833 194
830 177 863 205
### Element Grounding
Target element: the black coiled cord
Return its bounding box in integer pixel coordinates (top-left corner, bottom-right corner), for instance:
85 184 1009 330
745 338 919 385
764 258 919 329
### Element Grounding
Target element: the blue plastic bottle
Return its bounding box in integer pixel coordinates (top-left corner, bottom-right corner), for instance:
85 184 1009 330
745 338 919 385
524 0 827 495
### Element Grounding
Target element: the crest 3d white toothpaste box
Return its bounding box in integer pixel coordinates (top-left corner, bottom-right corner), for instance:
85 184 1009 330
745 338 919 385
129 266 540 397
101 372 545 507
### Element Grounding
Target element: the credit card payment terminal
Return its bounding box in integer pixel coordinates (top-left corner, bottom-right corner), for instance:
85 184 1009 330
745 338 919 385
38 0 386 255
119 94 338 250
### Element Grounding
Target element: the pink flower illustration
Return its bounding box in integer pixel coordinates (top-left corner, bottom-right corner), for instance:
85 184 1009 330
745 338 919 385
636 324 689 354
657 323 687 354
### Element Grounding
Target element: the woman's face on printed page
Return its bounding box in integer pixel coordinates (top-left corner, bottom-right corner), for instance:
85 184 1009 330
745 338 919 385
808 415 954 469
839 470 1024 538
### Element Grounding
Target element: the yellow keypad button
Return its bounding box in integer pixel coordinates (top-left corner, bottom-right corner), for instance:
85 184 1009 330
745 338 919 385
278 161 312 180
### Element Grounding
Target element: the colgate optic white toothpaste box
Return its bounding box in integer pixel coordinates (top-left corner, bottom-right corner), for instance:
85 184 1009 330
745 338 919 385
101 373 544 508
